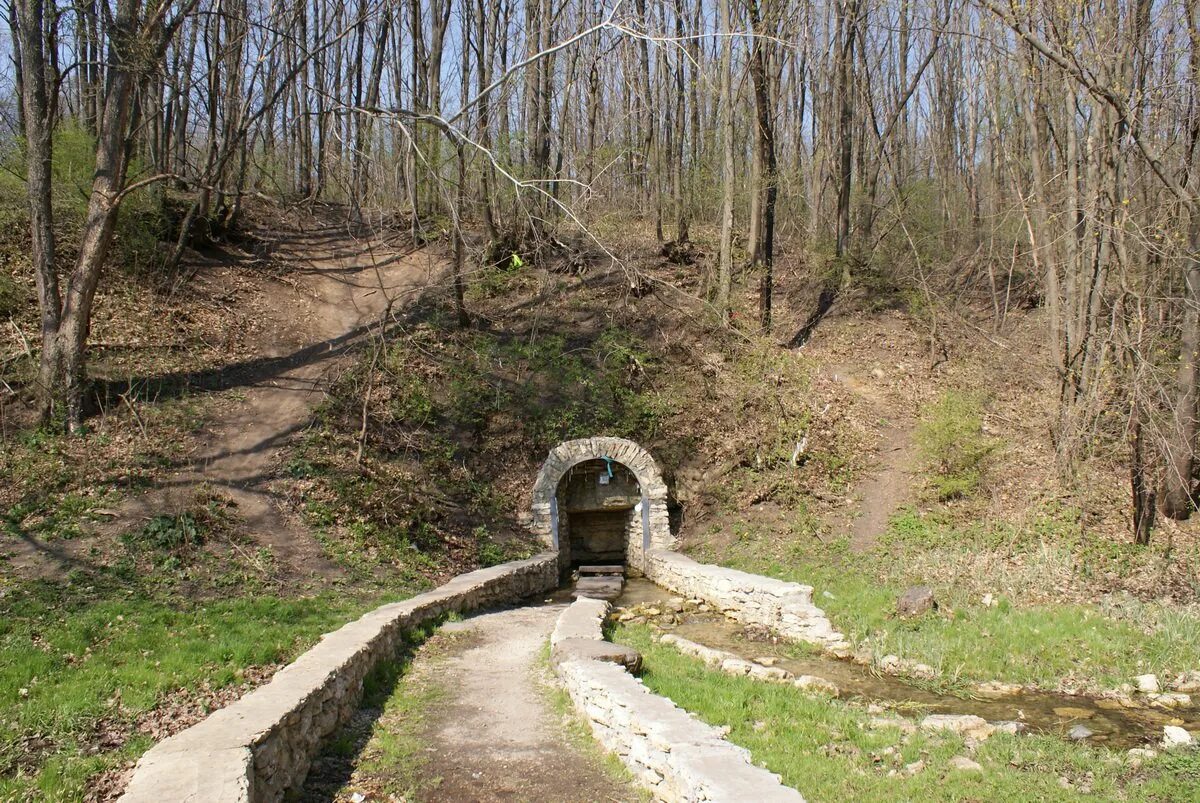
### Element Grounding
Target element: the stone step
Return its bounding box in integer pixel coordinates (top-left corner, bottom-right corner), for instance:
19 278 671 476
577 564 625 577
573 575 624 601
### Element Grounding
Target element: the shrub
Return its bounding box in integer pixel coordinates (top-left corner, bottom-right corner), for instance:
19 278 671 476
915 391 997 500
0 123 169 278
120 494 234 566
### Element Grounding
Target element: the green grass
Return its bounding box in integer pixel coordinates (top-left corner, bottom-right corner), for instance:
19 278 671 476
615 624 1200 802
346 625 446 796
915 391 997 500
323 626 463 800
0 576 419 800
693 510 1200 692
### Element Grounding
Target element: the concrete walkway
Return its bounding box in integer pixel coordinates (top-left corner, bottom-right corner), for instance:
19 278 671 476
418 604 638 802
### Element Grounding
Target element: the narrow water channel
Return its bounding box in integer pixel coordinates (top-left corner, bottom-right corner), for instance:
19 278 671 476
613 579 1200 750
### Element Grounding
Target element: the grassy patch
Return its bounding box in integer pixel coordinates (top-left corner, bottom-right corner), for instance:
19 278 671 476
312 625 464 800
615 624 1200 802
692 511 1200 691
0 574 420 800
350 664 442 797
915 391 997 501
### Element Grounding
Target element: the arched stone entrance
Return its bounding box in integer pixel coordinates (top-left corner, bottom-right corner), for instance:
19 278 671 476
530 437 672 575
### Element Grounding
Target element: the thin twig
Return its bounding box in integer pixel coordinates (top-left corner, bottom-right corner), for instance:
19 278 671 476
120 393 148 439
9 318 33 358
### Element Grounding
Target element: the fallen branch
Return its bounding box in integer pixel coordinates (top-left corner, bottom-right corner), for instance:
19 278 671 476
792 403 831 467
120 393 148 439
9 318 33 358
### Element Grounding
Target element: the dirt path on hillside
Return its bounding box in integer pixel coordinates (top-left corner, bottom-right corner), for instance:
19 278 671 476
831 365 916 551
161 226 440 577
144 224 442 578
7 218 443 580
415 604 636 802
824 360 919 553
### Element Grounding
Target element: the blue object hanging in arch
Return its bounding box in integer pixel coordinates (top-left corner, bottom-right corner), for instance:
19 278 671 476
600 456 616 478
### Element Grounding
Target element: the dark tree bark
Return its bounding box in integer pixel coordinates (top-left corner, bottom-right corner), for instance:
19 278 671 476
1161 230 1200 519
835 0 860 262
747 0 776 332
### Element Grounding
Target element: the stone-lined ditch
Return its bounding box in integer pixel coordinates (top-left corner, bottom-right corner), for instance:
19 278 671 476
550 595 804 800
613 578 1200 751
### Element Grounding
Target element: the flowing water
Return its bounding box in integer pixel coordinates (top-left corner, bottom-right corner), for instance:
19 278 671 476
613 579 1200 750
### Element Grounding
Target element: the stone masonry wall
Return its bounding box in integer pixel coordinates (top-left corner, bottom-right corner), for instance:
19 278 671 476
645 550 850 652
119 553 559 803
551 598 806 802
530 437 672 575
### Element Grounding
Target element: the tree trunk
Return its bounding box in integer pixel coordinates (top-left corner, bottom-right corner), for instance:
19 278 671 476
1161 223 1200 519
1130 399 1156 544
835 0 860 262
453 143 470 328
57 10 142 430
715 0 734 324
14 0 62 422
748 0 775 332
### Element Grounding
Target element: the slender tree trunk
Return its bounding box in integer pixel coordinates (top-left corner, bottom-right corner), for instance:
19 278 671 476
14 0 62 422
453 143 470 328
57 3 145 430
475 0 498 241
671 0 688 242
835 0 860 263
747 0 776 332
1131 394 1156 544
1161 224 1200 519
715 0 734 323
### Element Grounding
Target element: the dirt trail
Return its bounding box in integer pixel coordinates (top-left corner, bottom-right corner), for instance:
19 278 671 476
167 226 440 576
825 362 918 552
416 604 637 802
150 223 441 576
9 218 441 580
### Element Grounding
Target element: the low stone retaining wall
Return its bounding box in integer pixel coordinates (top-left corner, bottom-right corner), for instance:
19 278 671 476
551 596 608 646
552 598 805 801
645 550 849 651
658 634 841 696
119 554 559 803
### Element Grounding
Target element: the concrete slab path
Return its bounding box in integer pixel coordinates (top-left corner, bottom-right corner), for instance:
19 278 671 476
417 603 639 802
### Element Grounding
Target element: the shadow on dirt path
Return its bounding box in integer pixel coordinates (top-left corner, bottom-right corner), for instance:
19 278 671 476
8 215 445 581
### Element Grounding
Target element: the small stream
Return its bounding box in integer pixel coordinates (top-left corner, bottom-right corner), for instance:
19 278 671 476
613 579 1200 750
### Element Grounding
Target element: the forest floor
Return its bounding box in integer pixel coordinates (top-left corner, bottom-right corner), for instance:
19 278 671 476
4 214 442 585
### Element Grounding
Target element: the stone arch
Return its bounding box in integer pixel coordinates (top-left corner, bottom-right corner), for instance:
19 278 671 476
530 437 672 574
